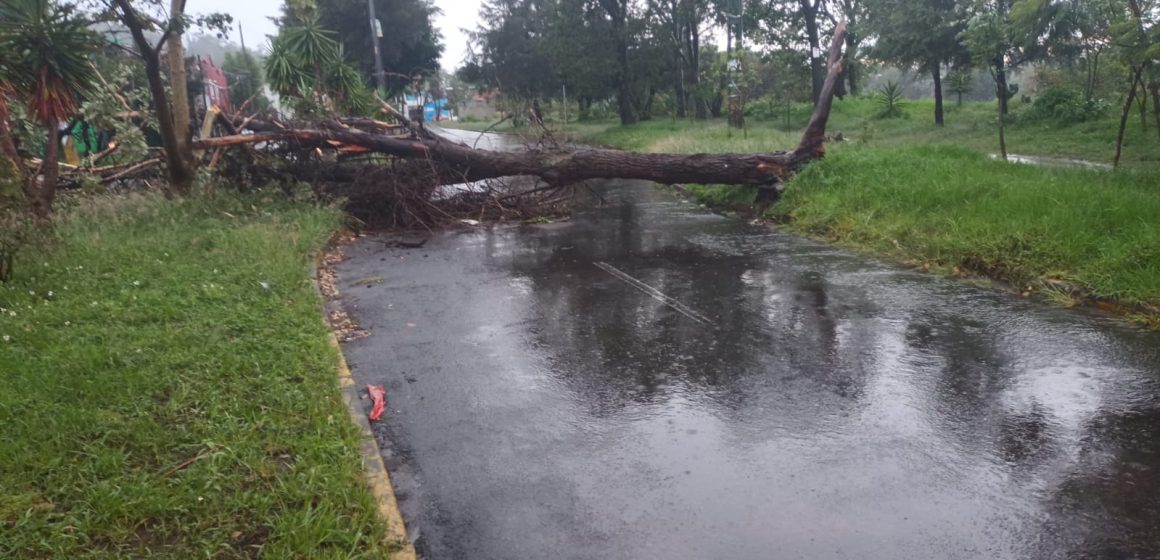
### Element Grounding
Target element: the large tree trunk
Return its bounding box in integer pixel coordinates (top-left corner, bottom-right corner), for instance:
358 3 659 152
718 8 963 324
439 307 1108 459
113 0 196 194
166 0 194 191
933 64 945 127
600 0 638 125
200 23 851 192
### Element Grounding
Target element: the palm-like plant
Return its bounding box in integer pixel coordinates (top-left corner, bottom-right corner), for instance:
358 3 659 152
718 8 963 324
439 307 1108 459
267 15 375 116
874 81 905 119
0 0 99 218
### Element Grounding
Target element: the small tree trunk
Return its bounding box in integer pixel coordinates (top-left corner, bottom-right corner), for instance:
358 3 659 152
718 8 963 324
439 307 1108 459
802 0 823 104
995 59 1009 116
998 108 1007 161
1150 83 1160 142
933 64 945 126
1137 86 1148 131
1114 68 1143 168
845 30 859 97
31 126 59 220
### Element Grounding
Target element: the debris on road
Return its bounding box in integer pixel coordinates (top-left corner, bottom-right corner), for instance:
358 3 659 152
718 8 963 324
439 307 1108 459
367 385 387 421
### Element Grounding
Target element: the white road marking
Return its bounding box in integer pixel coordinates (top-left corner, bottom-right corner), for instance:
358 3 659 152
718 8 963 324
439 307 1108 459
594 261 715 326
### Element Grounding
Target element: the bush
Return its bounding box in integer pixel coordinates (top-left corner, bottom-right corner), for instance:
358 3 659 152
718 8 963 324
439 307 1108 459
874 81 906 119
1023 86 1110 123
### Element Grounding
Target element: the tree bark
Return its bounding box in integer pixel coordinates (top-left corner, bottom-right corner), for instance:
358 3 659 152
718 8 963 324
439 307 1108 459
198 23 851 192
112 0 195 194
31 126 59 220
1114 68 1143 168
166 0 194 190
0 96 25 190
1150 82 1160 142
599 0 638 125
932 64 944 126
844 28 859 97
995 56 1009 116
801 0 823 104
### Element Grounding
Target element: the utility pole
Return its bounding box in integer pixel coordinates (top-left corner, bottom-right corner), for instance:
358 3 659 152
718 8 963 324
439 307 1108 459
367 0 387 95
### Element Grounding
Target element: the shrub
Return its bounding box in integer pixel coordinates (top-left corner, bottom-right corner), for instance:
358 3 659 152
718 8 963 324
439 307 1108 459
1023 86 1110 123
874 81 906 119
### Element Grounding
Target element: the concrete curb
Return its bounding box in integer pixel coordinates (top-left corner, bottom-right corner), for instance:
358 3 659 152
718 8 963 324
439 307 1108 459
314 248 416 559
329 329 416 560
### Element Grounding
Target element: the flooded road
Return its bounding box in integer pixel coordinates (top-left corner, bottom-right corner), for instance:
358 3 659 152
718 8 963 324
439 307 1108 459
335 158 1160 559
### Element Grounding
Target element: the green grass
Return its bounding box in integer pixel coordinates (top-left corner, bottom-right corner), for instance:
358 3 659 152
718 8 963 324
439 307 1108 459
445 96 1158 167
0 193 399 558
776 145 1160 309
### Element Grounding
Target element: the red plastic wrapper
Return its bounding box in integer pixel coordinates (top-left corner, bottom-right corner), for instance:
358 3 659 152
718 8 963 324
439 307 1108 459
367 384 387 421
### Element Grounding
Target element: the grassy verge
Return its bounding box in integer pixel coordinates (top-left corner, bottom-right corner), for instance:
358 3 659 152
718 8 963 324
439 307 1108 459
777 145 1160 317
449 96 1159 166
0 192 398 558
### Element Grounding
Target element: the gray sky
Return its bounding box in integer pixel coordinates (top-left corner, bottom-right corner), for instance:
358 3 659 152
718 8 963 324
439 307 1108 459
188 0 479 70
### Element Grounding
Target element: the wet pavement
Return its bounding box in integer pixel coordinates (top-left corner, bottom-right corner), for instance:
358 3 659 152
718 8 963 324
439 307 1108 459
335 166 1160 559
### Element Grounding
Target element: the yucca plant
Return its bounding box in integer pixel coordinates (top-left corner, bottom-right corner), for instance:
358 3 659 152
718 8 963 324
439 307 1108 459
874 80 905 119
267 15 376 116
0 0 99 219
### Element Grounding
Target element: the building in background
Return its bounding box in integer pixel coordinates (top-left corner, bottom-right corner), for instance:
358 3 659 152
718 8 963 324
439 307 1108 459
196 56 231 113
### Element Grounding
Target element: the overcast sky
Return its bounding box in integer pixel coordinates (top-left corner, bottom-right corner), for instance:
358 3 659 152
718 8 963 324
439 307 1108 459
189 0 479 71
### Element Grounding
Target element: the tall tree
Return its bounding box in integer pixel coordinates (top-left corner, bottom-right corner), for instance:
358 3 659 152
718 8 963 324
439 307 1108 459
799 0 826 103
101 0 231 194
866 0 967 125
467 0 559 100
651 0 711 118
313 0 443 94
598 0 641 124
0 0 99 218
222 49 270 111
546 0 618 116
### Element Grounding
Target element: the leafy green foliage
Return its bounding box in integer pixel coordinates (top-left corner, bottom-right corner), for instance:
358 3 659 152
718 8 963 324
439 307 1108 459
266 14 375 116
1023 85 1110 122
314 0 443 95
946 67 975 105
874 81 906 118
222 49 271 112
0 0 99 126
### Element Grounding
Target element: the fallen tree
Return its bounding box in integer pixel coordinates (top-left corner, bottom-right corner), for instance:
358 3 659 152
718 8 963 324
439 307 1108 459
192 22 848 198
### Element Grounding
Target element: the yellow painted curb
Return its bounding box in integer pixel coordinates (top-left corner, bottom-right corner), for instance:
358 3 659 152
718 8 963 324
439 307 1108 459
314 250 416 560
329 330 416 560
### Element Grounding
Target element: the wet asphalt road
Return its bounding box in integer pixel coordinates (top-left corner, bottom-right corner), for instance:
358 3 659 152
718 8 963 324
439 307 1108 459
335 169 1160 559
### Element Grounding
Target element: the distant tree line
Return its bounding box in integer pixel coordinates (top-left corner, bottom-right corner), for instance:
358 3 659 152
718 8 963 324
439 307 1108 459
459 0 1160 149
